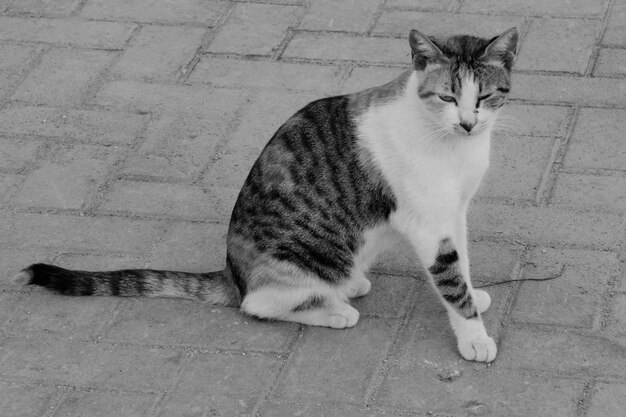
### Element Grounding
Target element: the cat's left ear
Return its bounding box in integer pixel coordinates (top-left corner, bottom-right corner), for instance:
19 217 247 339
480 27 519 71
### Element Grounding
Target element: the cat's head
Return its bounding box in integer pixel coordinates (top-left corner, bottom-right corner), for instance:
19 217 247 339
409 28 518 136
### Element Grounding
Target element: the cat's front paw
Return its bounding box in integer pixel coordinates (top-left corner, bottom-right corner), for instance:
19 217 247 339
473 289 491 313
458 335 497 362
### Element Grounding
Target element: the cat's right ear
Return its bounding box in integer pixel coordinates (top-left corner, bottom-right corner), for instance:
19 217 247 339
409 29 447 71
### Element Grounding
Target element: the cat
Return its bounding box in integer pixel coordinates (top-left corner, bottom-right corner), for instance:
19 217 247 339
14 27 518 363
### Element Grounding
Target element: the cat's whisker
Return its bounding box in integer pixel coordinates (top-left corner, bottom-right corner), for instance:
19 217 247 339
493 115 527 134
421 128 449 142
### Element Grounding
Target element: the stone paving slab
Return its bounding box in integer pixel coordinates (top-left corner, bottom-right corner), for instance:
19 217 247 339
0 1 624 416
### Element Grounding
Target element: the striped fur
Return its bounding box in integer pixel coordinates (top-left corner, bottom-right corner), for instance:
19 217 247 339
428 239 478 320
17 264 240 306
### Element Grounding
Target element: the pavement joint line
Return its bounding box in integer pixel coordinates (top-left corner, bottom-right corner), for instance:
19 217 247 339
594 374 626 384
0 126 144 148
0 13 221 29
600 44 626 50
369 269 424 281
252 325 306 416
259 399 429 417
16 136 57 177
0 44 50 110
0 38 128 51
464 12 605 21
96 338 291 359
509 98 626 110
576 378 596 417
264 399 443 417
365 0 388 36
595 260 624 331
503 369 623 383
0 324 291 359
534 106 581 207
0 207 225 226
450 0 463 14
558 167 626 177
271 0 311 60
510 318 598 332
81 18 220 29
175 27 212 84
332 61 359 91
364 282 419 408
293 28 406 38
187 0 238 77
51 250 144 261
513 68 596 77
467 235 620 254
79 24 144 109
497 249 526 339
230 0 305 5
533 136 567 207
474 195 541 206
191 90 254 186
143 220 182 268
91 298 127 341
42 389 66 417
0 374 164 396
272 26 299 61
117 173 194 185
79 109 153 216
150 348 197 417
200 51 409 69
0 99 154 115
0 289 31 295
504 320 621 341
585 0 616 77
72 0 90 17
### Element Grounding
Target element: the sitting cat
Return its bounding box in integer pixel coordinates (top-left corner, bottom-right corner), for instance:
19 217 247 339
14 27 518 363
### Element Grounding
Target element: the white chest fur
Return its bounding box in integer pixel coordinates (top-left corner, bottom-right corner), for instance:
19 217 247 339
356 72 491 221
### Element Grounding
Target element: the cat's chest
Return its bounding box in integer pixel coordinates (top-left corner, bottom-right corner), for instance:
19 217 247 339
393 136 489 206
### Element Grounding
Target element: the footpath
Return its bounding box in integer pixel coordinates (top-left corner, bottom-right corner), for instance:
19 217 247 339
0 1 625 416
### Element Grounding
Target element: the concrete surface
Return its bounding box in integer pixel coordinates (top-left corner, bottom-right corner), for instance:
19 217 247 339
0 0 625 416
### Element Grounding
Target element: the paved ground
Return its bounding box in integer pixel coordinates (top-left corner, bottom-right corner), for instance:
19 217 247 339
0 0 625 416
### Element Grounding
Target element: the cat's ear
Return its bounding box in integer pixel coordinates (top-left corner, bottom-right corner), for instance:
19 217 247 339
409 29 447 71
480 27 518 70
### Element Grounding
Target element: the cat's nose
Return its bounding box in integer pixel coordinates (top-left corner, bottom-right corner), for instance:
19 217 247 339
460 121 476 133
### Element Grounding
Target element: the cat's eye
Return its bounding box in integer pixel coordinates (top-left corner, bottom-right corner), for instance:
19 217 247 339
438 94 456 103
476 93 492 107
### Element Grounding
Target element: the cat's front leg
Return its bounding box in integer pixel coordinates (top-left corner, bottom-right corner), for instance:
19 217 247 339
455 210 491 314
401 219 497 362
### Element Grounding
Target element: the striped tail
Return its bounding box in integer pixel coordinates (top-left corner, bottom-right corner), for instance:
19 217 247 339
13 263 241 307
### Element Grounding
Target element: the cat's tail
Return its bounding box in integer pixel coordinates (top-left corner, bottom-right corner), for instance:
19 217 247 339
12 263 241 307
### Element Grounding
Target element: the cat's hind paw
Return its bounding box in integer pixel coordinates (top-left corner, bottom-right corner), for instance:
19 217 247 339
343 277 371 298
458 335 497 362
327 304 360 328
